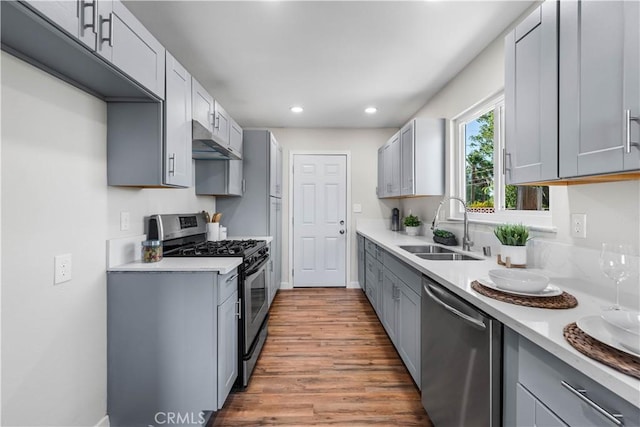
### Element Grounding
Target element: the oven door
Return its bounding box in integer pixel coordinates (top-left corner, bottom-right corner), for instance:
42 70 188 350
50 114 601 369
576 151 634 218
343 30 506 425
243 255 269 351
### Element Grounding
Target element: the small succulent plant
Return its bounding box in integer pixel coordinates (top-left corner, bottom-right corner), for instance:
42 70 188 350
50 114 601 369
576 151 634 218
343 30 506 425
494 223 529 246
433 229 455 238
403 214 421 227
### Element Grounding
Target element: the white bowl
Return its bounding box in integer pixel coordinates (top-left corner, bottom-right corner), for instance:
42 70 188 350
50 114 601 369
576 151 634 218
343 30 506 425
488 269 549 293
601 309 640 353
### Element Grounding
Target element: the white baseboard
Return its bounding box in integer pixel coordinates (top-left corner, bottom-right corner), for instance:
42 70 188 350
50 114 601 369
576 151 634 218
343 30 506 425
279 281 293 290
95 415 109 427
347 281 362 289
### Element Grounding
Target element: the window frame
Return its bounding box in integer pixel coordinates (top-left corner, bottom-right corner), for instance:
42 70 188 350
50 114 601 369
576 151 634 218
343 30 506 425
449 92 553 229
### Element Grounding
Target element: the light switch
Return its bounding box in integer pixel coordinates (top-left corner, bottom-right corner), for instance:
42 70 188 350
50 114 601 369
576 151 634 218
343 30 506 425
353 203 362 213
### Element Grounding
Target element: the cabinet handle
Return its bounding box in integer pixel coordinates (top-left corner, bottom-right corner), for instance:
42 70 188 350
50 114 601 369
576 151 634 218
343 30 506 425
624 109 639 154
235 299 242 319
560 381 624 426
225 273 239 283
81 0 97 33
100 12 114 47
169 153 176 176
214 114 220 130
503 148 511 175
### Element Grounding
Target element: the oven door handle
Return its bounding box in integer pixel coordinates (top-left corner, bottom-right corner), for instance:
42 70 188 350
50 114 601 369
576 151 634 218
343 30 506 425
245 256 270 277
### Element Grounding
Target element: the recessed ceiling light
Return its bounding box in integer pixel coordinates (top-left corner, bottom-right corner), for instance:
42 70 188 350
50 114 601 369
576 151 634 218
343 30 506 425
290 106 304 113
365 107 378 114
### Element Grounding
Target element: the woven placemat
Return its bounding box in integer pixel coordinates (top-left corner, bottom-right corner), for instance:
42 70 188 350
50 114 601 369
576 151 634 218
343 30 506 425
564 322 640 379
471 280 578 309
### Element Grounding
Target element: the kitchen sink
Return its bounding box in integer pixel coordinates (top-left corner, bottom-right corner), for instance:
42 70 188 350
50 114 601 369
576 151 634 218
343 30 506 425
399 245 455 254
417 253 482 261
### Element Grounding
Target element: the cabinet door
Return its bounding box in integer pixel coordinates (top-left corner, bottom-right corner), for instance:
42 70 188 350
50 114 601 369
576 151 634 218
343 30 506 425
560 0 640 176
192 78 214 134
164 52 192 187
269 135 278 197
400 122 415 196
377 147 385 198
27 0 97 49
357 236 365 291
96 0 165 99
397 281 420 387
269 198 278 305
229 118 243 158
227 160 243 196
383 133 401 197
516 383 568 427
217 290 238 409
505 2 558 184
213 101 230 146
276 146 283 198
365 254 377 308
381 269 398 345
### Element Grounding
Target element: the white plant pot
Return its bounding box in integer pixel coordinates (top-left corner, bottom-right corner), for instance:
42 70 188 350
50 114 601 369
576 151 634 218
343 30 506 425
405 226 420 236
500 244 527 265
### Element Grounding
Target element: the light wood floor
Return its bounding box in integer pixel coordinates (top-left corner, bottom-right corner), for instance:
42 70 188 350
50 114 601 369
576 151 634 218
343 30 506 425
213 288 432 426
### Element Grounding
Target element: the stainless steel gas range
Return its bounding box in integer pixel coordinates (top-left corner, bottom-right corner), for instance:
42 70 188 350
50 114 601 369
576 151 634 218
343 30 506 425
148 212 270 388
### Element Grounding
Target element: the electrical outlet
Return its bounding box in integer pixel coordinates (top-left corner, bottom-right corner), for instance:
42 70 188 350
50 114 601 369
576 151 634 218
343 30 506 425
120 211 130 231
54 254 72 285
571 213 587 239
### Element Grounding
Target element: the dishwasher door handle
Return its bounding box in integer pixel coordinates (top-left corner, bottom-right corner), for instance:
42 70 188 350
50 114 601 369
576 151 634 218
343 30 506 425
424 283 486 331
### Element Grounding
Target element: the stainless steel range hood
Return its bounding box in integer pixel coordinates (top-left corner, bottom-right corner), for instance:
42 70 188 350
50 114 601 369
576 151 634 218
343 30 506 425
192 120 240 160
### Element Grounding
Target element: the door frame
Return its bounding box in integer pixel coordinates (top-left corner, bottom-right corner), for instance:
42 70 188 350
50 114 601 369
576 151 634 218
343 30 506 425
287 151 352 288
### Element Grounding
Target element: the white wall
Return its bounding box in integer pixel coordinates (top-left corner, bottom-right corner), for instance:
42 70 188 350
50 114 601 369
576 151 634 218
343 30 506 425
399 25 640 257
1 52 215 426
271 128 399 287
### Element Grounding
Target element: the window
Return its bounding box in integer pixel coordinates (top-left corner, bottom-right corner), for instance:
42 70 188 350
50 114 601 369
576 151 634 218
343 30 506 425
451 93 551 227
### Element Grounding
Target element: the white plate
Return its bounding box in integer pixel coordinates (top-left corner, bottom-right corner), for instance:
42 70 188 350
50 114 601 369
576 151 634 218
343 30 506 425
478 277 563 298
577 315 640 357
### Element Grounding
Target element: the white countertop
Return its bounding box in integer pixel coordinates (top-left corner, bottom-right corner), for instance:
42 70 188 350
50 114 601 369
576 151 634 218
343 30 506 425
357 223 640 407
108 257 242 274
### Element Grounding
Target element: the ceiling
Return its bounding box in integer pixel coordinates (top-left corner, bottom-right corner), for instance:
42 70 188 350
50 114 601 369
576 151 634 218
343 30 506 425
124 1 534 129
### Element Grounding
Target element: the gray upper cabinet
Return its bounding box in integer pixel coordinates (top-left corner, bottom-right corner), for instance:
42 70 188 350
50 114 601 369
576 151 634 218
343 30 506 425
377 147 385 197
559 0 640 177
107 51 191 187
192 78 215 135
400 118 445 196
380 132 401 198
505 2 558 184
96 0 165 99
165 52 192 187
230 117 243 157
27 0 97 49
269 135 282 198
213 100 231 149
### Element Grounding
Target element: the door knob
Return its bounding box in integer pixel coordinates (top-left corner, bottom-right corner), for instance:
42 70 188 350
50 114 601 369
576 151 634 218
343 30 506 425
339 230 345 235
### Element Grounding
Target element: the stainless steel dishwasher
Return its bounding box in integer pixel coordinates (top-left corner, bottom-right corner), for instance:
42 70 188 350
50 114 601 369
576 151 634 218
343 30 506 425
421 275 502 427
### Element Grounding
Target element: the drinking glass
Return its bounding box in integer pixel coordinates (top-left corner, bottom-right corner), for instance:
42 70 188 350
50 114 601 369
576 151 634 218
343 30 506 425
599 243 632 310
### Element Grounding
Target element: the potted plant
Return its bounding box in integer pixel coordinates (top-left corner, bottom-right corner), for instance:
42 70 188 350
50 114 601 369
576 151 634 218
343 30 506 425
493 223 529 266
404 214 422 236
433 229 458 246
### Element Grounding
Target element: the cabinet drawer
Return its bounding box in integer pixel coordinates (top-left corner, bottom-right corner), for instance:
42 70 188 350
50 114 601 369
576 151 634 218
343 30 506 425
217 269 239 304
518 336 640 426
383 252 421 295
365 239 377 256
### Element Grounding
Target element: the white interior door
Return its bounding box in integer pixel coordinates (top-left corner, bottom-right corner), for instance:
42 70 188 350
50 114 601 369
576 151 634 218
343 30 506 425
293 155 347 287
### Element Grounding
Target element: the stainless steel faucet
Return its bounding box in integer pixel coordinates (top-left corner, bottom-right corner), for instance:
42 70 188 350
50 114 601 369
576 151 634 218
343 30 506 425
431 197 474 251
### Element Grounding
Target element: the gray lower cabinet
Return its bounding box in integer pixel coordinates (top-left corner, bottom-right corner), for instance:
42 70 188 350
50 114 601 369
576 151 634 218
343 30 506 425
364 252 382 316
107 269 239 426
396 280 420 387
107 50 191 187
357 235 365 292
268 197 282 306
195 160 244 196
217 285 239 409
559 0 640 177
504 327 640 427
505 1 558 184
96 0 165 99
382 267 399 344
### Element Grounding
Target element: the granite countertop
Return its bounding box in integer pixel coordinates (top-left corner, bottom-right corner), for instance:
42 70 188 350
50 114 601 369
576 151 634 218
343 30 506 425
356 222 640 407
107 257 242 274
